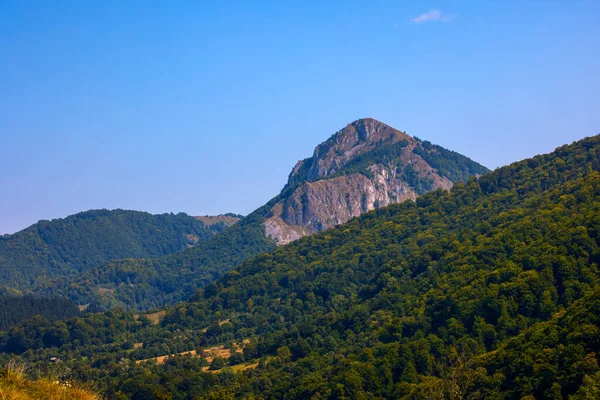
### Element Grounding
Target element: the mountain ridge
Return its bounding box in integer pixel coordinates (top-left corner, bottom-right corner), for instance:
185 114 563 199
265 118 488 244
0 209 232 291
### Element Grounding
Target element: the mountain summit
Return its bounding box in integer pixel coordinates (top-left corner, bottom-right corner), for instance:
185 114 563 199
288 118 412 182
265 118 488 244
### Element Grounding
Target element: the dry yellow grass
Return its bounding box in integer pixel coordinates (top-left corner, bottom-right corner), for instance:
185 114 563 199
201 362 259 374
0 363 99 400
135 310 166 325
200 319 231 333
136 350 197 365
136 340 250 365
96 287 114 296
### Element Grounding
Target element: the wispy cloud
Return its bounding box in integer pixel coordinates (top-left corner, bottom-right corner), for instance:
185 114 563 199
411 9 453 24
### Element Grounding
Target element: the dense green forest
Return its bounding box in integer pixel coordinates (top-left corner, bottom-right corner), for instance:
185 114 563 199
0 135 598 399
0 296 80 330
478 290 600 399
413 138 490 182
0 209 232 291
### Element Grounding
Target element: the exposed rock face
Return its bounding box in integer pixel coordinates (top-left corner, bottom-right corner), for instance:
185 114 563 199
264 118 488 245
292 118 409 181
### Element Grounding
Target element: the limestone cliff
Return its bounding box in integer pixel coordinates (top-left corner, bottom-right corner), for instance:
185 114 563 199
264 118 488 244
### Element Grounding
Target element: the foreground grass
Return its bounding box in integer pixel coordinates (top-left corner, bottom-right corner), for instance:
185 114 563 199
0 364 99 400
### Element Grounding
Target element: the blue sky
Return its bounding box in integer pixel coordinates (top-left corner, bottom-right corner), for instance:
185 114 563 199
1 1 599 234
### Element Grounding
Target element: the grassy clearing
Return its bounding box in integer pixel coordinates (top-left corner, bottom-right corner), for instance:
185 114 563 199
202 362 259 374
136 340 250 366
133 310 166 325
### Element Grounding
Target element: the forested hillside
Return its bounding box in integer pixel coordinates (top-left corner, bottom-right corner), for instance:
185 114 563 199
0 296 80 330
0 135 598 399
477 291 600 399
55 207 277 311
0 209 230 291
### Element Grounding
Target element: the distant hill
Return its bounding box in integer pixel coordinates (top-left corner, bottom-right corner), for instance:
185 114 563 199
52 204 276 310
54 118 488 311
0 209 231 291
1 134 598 399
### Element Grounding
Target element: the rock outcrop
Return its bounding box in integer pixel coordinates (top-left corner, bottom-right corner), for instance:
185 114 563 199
264 118 487 244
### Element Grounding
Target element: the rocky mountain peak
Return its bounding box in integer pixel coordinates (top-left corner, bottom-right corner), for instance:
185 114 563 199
288 118 411 185
349 117 398 141
266 119 488 245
